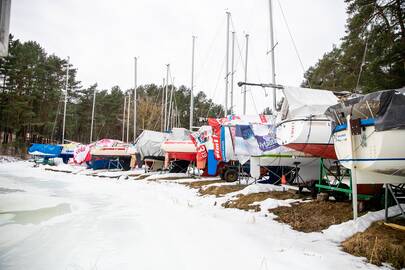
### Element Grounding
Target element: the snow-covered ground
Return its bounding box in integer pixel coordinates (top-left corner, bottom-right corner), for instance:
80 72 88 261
0 161 395 270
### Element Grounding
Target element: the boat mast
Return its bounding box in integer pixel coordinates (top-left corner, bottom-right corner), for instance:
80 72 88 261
62 56 69 144
243 34 249 115
230 31 235 115
133 57 137 142
122 96 126 142
164 64 169 131
126 91 131 143
90 87 96 143
268 0 277 112
168 77 174 130
189 35 196 130
224 11 231 117
161 78 165 132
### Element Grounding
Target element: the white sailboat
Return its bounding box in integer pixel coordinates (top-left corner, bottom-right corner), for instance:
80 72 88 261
275 86 338 160
327 88 405 184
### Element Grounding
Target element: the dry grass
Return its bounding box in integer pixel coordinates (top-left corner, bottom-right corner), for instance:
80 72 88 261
222 192 273 211
342 219 405 269
222 190 311 212
152 176 194 181
199 184 247 197
134 174 152 180
44 167 72 173
269 200 354 232
263 190 312 200
182 180 226 189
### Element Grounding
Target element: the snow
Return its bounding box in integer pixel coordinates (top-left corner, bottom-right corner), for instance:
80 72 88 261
0 160 389 270
323 204 405 243
0 156 20 164
143 172 189 180
234 183 286 196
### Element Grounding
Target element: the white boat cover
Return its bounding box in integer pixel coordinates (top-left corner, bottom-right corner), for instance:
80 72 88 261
135 130 170 158
281 87 338 119
136 128 191 159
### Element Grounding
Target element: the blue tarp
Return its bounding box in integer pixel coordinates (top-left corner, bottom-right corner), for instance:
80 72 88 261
28 144 63 158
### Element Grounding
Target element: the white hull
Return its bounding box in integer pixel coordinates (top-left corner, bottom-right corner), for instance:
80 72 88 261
334 125 405 184
91 148 132 157
276 118 333 145
161 140 196 153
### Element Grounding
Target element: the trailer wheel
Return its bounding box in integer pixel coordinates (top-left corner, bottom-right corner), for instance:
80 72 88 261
224 169 238 182
219 171 225 180
309 181 318 198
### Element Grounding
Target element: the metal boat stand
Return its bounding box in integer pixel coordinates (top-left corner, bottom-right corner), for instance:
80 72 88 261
384 184 405 221
315 158 373 201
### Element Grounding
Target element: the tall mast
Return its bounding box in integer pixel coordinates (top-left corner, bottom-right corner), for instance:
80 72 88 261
122 96 126 142
164 64 169 131
268 0 277 112
127 92 131 143
133 57 137 141
62 56 69 143
168 78 174 130
243 34 249 115
90 87 96 143
230 31 235 115
161 78 165 131
224 11 231 117
189 35 196 130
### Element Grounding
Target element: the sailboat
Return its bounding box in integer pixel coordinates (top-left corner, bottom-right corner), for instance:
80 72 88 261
326 88 405 184
275 86 338 159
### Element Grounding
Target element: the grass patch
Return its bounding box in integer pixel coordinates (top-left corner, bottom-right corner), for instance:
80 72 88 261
222 192 273 211
269 200 354 232
182 180 226 189
199 184 247 197
342 219 405 269
222 190 311 212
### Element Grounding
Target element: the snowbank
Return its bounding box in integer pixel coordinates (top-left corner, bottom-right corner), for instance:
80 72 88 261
0 155 20 163
143 172 189 181
323 204 405 243
232 183 285 196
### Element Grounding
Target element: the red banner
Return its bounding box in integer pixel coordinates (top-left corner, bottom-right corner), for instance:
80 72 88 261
208 118 222 160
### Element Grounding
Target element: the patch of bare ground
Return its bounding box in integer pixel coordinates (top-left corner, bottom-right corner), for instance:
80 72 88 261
182 180 226 189
199 184 247 197
44 167 72 173
269 200 354 232
153 176 194 181
222 190 311 212
134 174 151 180
342 218 405 269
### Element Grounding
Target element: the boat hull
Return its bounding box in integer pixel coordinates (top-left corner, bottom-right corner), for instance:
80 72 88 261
161 140 197 153
334 125 405 184
276 118 336 159
90 147 131 157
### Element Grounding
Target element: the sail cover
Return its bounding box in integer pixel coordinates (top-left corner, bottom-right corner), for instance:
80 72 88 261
282 87 338 119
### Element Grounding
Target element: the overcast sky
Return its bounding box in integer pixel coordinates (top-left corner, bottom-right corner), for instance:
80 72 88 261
10 0 347 115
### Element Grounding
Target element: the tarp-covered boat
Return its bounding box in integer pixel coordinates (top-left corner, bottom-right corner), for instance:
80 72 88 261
326 88 405 184
28 143 63 157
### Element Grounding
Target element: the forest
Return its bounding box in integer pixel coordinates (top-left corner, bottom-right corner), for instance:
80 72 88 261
0 35 223 153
